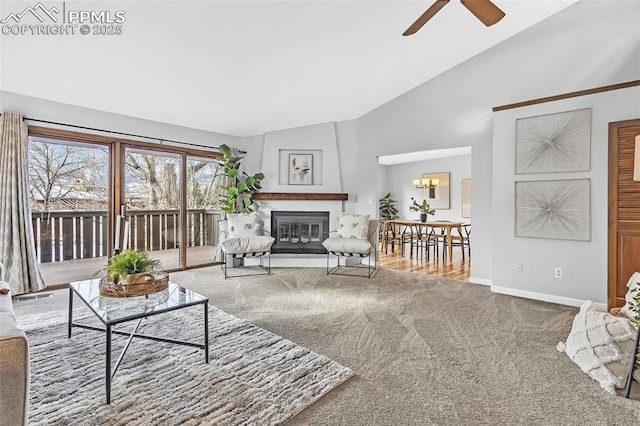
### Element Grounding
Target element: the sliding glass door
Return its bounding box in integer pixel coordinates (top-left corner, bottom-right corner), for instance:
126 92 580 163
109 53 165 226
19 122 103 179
27 128 225 286
28 136 110 284
123 148 182 271
185 156 224 267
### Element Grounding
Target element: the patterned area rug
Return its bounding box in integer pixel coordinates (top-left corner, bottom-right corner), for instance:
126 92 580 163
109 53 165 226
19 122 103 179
19 305 354 425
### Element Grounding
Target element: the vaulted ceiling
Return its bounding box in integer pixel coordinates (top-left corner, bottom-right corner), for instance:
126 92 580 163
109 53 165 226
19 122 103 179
0 0 578 136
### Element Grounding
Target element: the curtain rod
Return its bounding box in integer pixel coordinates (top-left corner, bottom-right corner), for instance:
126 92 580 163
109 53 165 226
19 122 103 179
0 113 246 154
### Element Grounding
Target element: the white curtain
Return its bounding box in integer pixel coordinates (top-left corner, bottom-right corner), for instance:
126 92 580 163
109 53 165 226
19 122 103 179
0 112 45 293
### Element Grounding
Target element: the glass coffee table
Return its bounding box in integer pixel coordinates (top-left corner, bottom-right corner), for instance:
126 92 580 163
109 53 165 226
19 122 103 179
68 279 209 404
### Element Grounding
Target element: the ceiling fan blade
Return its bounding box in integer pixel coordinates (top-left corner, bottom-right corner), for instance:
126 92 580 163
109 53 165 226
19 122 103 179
460 0 505 26
403 0 450 36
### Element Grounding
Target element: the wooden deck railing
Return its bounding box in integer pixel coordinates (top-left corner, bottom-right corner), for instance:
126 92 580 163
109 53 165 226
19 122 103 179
32 209 223 263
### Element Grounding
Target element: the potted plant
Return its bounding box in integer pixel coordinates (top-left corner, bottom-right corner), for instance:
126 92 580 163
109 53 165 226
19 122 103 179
105 248 162 286
410 197 435 222
217 144 266 268
379 193 399 221
218 144 265 215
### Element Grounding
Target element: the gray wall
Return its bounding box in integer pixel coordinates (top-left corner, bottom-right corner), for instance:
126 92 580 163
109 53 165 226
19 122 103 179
355 0 640 285
492 86 640 306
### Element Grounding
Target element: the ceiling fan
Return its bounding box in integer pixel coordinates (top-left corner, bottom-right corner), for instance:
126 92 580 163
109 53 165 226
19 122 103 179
403 0 505 36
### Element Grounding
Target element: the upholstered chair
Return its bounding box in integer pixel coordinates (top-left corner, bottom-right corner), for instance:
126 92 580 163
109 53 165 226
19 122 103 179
219 212 275 279
322 213 378 278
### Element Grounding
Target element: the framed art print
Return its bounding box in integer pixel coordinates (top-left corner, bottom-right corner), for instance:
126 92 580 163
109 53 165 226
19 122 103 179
515 108 591 174
289 154 313 185
515 179 590 241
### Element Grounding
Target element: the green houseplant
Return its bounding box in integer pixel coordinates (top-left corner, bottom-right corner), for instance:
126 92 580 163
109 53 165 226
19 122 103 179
218 144 265 215
410 197 435 222
105 249 161 284
379 193 399 221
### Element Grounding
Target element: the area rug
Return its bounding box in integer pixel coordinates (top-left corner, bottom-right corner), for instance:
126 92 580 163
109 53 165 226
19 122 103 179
19 304 354 425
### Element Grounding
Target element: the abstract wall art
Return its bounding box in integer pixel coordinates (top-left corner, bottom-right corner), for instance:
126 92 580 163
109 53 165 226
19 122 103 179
289 153 313 185
515 108 591 174
515 179 590 241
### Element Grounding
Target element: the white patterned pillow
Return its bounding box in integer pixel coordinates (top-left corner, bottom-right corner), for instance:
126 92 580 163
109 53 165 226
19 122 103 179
619 272 640 321
557 300 638 394
337 213 370 239
228 212 262 238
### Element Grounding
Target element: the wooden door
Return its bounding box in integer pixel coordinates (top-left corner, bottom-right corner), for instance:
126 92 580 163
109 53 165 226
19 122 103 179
608 118 640 309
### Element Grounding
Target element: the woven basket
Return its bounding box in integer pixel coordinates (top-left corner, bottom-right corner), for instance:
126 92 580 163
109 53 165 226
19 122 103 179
99 272 169 298
610 307 623 317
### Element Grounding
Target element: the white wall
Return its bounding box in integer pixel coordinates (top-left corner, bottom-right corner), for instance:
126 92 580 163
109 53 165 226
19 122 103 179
243 121 360 267
381 154 471 222
0 91 239 149
492 86 640 306
335 119 359 213
355 0 640 285
260 122 342 193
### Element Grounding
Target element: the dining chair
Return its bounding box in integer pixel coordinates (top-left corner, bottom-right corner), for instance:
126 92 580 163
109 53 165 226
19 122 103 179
382 222 411 256
411 225 439 260
443 223 471 260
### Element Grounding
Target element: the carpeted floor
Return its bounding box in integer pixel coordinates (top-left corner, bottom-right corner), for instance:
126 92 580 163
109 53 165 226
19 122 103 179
14 266 640 425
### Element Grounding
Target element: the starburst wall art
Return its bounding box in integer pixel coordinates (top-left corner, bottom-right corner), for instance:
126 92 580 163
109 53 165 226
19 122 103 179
515 108 591 174
515 179 590 241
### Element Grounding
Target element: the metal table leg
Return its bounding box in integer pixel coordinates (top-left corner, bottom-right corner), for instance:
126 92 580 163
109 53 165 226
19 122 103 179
68 287 73 338
204 304 209 363
106 325 112 404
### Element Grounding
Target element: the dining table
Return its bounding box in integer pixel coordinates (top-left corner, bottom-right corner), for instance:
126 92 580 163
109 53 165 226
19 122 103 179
382 219 465 263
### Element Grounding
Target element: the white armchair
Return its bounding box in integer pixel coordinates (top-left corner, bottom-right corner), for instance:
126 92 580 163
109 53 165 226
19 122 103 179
322 214 378 278
219 212 275 279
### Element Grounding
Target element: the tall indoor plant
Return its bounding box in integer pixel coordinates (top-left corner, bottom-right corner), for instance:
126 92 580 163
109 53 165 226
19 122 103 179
379 192 399 221
218 144 265 215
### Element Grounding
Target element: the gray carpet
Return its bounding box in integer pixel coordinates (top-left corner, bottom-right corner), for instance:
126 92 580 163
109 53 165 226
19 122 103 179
14 266 640 425
20 303 353 425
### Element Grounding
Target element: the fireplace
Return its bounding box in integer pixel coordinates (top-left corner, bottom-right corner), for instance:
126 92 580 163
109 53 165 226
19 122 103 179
271 211 330 254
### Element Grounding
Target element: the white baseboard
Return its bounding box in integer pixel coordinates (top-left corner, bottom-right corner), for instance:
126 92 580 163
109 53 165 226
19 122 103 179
490 285 606 311
468 277 492 286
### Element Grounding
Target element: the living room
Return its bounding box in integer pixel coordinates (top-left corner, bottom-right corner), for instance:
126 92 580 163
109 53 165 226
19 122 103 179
1 0 640 424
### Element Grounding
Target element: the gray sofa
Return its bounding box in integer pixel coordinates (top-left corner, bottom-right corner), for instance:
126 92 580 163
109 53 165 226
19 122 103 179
0 264 29 426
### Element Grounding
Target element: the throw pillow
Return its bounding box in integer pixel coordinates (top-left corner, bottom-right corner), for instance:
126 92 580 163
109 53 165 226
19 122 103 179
337 213 370 239
619 272 640 321
557 300 638 394
227 212 262 238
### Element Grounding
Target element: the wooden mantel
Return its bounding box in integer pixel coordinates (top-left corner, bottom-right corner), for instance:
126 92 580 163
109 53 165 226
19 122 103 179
253 192 348 201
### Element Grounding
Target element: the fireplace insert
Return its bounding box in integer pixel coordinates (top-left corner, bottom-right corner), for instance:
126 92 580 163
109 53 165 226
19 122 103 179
270 211 329 254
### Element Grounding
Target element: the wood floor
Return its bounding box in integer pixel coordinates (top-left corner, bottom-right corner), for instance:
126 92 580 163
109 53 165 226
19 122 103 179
377 242 470 281
38 243 470 286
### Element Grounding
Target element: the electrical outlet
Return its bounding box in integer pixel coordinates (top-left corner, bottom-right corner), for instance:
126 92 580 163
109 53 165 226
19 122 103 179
515 264 523 273
554 268 563 279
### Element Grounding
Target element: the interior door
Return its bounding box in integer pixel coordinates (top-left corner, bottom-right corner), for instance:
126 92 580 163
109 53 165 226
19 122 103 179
608 118 640 309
